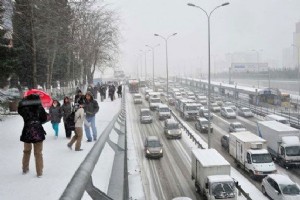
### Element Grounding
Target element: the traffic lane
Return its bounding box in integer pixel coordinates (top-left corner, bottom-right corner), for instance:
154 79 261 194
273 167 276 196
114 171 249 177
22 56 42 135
130 94 199 200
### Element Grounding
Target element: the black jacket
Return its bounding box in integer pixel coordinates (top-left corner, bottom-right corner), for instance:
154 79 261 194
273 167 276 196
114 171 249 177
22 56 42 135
84 97 99 118
18 98 48 143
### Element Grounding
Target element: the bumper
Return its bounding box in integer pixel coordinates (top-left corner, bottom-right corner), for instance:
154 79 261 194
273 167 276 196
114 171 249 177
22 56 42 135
159 115 171 120
166 133 182 139
146 152 163 159
134 100 142 104
141 119 153 124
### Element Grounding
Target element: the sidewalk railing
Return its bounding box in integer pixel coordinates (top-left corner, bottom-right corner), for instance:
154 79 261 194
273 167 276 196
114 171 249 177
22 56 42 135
60 92 127 200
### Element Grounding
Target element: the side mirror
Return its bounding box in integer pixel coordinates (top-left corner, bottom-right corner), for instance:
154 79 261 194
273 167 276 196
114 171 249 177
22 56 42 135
276 190 280 195
205 183 208 189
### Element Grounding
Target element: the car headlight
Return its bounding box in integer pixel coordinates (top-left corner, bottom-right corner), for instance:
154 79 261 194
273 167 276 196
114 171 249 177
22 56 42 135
146 150 150 154
159 149 163 154
254 170 263 175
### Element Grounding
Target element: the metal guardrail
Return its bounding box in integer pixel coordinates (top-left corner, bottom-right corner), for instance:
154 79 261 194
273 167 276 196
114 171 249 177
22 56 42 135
60 92 127 200
170 110 252 200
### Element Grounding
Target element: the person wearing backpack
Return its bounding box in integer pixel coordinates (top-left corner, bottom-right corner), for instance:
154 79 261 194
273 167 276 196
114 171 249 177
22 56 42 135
61 96 72 139
18 94 49 178
67 100 84 151
84 91 99 142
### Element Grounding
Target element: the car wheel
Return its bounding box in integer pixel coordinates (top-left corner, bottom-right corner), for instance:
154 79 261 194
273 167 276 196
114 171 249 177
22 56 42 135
262 185 267 196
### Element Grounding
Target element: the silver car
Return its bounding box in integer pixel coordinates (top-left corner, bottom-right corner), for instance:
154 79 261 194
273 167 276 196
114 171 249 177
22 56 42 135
164 119 182 139
144 136 163 159
140 108 153 124
262 174 300 200
237 107 254 118
229 122 246 132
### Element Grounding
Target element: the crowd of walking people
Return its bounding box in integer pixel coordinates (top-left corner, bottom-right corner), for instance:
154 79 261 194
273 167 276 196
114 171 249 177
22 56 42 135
17 81 122 178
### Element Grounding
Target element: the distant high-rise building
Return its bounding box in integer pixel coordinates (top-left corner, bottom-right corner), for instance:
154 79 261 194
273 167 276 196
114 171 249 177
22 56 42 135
293 21 300 69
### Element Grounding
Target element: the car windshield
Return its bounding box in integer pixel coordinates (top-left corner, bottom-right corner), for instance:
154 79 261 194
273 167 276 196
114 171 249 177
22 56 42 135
242 108 250 112
211 182 235 198
167 123 179 129
280 184 300 195
201 120 208 125
285 146 300 156
279 119 289 125
150 99 160 103
226 109 234 113
134 96 141 99
234 124 244 129
186 106 198 111
251 153 273 163
141 111 151 116
148 140 161 148
159 108 169 112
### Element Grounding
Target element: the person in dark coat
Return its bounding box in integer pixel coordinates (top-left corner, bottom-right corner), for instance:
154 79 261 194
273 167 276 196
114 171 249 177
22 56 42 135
74 90 83 104
84 91 99 141
49 99 62 139
18 94 49 177
117 85 122 98
108 84 115 101
61 96 72 139
99 84 106 102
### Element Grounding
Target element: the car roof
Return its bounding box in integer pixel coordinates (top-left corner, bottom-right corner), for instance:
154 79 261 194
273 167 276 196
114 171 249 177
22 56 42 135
146 136 159 141
197 117 208 122
158 104 168 108
231 122 242 125
134 94 141 97
140 108 150 112
267 174 295 185
223 106 233 110
165 118 178 124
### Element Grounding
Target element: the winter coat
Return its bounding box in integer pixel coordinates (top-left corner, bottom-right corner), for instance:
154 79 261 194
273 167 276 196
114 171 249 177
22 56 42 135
84 95 99 118
61 103 72 123
108 86 115 95
75 107 85 127
117 85 122 94
49 105 62 123
18 98 48 143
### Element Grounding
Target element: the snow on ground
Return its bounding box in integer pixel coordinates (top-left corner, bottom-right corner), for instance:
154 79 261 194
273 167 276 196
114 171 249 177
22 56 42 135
0 95 121 200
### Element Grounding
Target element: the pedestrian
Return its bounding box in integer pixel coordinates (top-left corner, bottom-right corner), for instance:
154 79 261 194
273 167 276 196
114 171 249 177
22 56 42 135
117 84 122 98
74 90 84 104
18 94 49 178
109 84 115 101
61 96 72 139
84 91 99 142
49 99 62 139
67 100 84 151
100 84 106 102
93 85 98 100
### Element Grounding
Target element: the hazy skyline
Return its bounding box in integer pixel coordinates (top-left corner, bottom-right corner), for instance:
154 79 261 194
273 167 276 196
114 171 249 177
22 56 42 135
104 0 300 78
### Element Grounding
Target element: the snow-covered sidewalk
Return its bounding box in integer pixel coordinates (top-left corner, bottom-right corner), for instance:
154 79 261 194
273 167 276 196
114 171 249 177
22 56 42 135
0 96 121 200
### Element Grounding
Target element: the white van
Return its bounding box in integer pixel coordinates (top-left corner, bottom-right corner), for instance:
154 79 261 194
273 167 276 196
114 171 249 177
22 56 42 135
265 114 290 126
157 104 171 120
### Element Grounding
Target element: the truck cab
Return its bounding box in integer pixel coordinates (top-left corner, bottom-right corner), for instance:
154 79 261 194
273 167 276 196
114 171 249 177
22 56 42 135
180 103 200 120
207 175 236 199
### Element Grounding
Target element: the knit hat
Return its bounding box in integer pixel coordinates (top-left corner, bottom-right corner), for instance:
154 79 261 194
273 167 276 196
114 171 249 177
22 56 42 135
85 91 93 98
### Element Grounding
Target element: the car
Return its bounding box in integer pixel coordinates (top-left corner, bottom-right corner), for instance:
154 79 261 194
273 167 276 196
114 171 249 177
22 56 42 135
195 117 213 133
133 94 142 104
237 107 254 118
221 135 229 150
164 119 182 139
223 101 237 111
229 122 246 132
144 136 163 159
209 102 221 112
157 104 171 120
262 174 300 200
140 108 153 124
220 107 236 119
199 107 213 120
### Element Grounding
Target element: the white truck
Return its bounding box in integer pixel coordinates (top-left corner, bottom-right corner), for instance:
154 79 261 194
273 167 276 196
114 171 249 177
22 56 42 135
229 131 277 179
179 102 201 120
257 120 300 168
149 97 161 110
192 149 237 200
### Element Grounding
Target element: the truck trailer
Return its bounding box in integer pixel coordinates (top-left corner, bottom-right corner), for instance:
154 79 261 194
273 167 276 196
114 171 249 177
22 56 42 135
257 120 300 168
229 131 277 179
191 149 237 200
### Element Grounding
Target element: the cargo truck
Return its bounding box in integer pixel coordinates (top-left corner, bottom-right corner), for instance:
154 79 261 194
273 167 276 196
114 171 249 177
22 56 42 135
257 120 300 168
191 149 237 200
229 131 277 179
179 102 201 120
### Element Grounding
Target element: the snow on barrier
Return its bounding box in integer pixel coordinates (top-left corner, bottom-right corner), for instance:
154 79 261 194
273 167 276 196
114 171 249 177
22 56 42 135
170 110 253 200
59 90 128 200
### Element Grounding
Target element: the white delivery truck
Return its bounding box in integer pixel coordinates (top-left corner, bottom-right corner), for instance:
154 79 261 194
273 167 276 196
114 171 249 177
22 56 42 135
229 131 277 179
192 149 237 200
179 102 201 120
149 97 161 110
257 120 300 168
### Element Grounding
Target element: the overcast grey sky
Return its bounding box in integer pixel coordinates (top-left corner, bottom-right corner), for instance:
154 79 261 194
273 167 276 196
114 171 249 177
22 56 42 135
104 0 300 77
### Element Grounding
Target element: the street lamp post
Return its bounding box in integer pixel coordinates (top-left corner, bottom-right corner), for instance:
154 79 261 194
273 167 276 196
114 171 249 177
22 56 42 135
252 49 263 88
188 2 229 149
154 33 177 99
292 44 300 95
146 44 160 90
140 50 149 81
